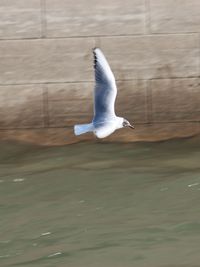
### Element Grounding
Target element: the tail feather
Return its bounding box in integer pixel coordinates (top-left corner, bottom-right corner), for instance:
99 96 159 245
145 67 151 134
74 123 93 136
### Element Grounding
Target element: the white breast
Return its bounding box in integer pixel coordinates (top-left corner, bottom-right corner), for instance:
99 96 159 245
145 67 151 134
94 117 123 138
94 125 116 138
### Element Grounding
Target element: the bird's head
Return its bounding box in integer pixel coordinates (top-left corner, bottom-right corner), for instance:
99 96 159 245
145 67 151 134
122 118 134 129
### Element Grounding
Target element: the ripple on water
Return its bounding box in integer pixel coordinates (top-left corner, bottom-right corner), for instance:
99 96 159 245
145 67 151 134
47 252 62 258
13 178 25 182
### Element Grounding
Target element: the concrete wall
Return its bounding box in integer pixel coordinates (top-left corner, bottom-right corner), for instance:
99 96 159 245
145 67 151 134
0 0 200 145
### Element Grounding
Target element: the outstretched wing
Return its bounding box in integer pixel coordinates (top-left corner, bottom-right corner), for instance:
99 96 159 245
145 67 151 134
93 48 117 122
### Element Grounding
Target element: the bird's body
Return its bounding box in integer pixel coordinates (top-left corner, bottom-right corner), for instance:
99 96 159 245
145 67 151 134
93 117 124 138
74 48 134 138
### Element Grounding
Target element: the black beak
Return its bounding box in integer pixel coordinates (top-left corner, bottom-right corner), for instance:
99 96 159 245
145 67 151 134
129 124 134 129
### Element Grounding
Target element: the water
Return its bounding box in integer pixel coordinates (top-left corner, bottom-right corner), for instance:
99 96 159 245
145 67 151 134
0 138 200 267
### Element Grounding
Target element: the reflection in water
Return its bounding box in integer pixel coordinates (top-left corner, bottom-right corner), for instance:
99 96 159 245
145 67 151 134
0 138 200 267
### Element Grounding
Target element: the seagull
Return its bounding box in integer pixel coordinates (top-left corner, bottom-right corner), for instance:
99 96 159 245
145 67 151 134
74 48 134 138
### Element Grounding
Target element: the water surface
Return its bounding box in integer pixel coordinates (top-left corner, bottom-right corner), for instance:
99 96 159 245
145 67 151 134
0 138 200 267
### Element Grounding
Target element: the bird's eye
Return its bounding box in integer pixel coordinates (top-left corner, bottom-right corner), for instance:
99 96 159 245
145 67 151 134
123 121 127 127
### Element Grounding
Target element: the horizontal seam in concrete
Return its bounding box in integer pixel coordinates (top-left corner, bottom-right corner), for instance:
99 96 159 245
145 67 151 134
0 77 200 87
0 32 199 42
150 31 200 35
151 120 200 123
0 81 94 86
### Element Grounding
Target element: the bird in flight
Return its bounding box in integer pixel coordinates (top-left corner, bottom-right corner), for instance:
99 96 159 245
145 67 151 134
74 48 134 138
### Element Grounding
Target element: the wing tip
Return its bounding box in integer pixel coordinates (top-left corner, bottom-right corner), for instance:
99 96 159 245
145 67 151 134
93 47 98 69
93 47 100 52
93 47 104 69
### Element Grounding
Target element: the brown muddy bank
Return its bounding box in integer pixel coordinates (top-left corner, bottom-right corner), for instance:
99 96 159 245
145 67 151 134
0 122 200 146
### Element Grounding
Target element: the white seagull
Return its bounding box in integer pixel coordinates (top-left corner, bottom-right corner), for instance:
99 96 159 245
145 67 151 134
74 48 134 139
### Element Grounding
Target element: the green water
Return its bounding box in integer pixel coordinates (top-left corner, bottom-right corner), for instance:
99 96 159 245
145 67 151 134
0 139 200 267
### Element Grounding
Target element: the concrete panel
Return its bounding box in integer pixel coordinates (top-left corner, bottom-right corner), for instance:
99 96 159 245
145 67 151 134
150 0 200 33
0 84 44 128
47 83 94 127
47 82 93 101
151 78 200 122
0 0 42 39
0 38 95 84
0 35 198 84
45 0 146 37
99 35 199 79
47 80 147 127
115 80 147 123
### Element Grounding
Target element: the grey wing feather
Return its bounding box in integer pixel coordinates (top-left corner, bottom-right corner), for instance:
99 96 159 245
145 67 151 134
92 48 117 122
